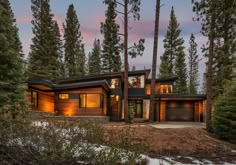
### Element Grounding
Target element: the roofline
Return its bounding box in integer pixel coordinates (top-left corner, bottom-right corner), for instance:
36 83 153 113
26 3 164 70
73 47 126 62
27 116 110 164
146 77 178 83
53 69 151 84
28 80 110 92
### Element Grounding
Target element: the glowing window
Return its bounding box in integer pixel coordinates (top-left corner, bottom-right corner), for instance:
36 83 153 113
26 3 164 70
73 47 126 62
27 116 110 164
32 91 38 107
128 75 145 88
59 94 69 99
159 85 172 94
80 94 103 108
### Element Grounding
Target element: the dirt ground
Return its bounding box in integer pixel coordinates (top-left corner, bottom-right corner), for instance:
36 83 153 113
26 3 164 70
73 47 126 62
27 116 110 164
102 123 236 164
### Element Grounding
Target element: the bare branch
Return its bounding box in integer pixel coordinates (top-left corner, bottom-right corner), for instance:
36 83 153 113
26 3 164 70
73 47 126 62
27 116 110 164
117 33 125 36
115 9 125 15
115 0 125 7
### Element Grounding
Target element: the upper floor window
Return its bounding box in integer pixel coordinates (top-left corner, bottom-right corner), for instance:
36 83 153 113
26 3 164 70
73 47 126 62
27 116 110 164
128 75 145 88
160 85 172 94
110 79 120 88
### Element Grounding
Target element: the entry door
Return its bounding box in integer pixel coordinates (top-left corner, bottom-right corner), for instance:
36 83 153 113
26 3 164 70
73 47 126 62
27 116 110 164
135 101 142 118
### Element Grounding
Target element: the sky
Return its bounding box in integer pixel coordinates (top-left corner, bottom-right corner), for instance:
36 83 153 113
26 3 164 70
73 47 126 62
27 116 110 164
10 0 207 85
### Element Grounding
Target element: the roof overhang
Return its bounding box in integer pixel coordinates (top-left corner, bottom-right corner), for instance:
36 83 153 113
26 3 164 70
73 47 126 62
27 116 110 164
28 80 110 92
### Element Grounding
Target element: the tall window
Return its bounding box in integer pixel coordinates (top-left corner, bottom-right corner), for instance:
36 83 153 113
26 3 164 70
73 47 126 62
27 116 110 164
32 91 38 107
80 94 103 108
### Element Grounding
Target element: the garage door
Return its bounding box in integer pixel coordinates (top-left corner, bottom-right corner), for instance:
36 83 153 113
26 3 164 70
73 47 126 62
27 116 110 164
166 101 194 121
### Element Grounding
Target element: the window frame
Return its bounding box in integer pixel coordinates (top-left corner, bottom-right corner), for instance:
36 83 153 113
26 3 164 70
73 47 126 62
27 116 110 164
79 94 104 108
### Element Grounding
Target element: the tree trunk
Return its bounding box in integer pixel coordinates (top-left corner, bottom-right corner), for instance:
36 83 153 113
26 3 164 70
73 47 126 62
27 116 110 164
206 13 215 132
124 0 129 123
149 0 161 122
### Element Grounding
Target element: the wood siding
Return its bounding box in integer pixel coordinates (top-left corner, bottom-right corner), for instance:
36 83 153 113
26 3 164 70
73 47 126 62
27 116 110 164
146 83 160 95
55 87 107 116
29 91 54 113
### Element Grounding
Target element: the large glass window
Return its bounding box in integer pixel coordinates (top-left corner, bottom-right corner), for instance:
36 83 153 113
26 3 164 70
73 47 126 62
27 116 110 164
80 94 103 108
128 75 145 88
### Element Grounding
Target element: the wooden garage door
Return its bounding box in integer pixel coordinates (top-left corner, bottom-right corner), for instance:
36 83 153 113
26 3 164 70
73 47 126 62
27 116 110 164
166 101 194 121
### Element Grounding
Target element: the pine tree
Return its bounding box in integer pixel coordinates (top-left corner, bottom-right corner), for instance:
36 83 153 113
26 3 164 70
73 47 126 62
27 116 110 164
101 1 121 73
193 0 219 131
53 21 64 77
88 39 101 74
188 34 199 94
0 0 27 118
212 80 236 143
213 0 236 97
159 7 185 78
63 4 85 77
174 48 188 93
27 0 63 80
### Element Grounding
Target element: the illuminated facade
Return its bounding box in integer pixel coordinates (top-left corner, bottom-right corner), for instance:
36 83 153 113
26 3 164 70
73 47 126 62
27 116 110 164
28 69 206 122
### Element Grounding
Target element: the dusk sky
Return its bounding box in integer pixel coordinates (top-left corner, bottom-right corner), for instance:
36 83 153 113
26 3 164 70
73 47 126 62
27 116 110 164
10 0 207 84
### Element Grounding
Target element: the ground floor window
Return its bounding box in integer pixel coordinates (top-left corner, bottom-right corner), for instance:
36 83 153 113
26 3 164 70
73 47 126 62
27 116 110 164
80 94 103 108
31 91 38 108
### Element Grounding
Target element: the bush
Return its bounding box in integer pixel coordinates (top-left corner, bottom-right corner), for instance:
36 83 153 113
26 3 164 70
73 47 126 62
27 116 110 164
0 116 145 164
212 80 236 143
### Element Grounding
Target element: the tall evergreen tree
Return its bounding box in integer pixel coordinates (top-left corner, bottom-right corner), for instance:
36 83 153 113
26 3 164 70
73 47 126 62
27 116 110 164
88 39 101 74
63 4 85 77
101 1 121 73
0 0 27 117
53 21 64 77
174 47 188 93
188 34 199 94
193 0 219 131
213 0 236 97
27 0 63 80
159 7 187 93
159 7 185 79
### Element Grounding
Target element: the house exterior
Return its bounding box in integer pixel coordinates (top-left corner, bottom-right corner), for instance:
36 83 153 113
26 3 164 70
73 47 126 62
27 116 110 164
27 69 206 122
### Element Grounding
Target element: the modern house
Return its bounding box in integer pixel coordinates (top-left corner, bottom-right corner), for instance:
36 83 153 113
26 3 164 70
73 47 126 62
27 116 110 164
27 69 206 122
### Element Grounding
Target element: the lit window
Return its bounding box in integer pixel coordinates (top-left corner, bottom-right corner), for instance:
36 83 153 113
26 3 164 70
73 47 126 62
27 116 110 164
80 94 103 108
32 91 38 107
128 75 145 88
110 79 120 88
59 94 69 99
160 85 172 94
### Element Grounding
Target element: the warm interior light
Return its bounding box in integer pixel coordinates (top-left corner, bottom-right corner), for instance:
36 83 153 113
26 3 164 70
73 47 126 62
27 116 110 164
59 94 69 99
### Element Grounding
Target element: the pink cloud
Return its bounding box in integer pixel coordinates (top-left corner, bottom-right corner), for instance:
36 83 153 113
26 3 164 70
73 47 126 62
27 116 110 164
15 15 32 24
53 14 65 35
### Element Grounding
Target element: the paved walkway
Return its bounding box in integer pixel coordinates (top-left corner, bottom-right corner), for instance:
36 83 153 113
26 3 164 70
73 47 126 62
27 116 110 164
151 122 206 129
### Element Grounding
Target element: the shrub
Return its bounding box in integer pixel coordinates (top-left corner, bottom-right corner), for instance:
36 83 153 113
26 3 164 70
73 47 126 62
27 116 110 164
0 116 145 164
212 80 236 143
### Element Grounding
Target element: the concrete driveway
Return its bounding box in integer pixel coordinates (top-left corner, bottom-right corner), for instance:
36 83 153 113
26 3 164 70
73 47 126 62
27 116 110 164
151 122 206 129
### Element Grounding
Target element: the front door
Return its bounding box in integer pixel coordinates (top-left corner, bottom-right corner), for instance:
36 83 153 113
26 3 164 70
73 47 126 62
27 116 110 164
135 100 143 118
129 100 143 118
